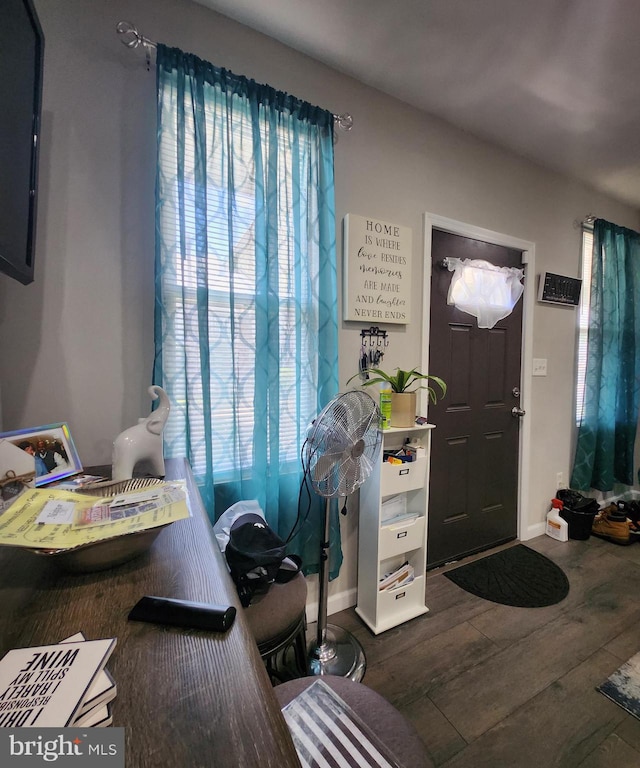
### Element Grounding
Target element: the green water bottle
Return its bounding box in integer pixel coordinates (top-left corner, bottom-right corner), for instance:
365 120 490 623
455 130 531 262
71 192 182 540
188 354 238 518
379 385 392 430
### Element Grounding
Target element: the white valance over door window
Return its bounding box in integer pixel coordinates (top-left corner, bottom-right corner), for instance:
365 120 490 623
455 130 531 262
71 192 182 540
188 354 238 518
446 258 524 329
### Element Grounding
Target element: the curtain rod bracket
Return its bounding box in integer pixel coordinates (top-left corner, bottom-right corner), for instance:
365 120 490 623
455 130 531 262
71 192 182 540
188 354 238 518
575 214 596 230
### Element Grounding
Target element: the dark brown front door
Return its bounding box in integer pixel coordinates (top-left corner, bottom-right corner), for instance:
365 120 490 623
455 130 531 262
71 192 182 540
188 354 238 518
427 229 524 568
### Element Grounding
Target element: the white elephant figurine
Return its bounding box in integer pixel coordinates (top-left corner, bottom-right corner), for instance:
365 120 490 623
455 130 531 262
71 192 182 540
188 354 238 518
112 386 171 481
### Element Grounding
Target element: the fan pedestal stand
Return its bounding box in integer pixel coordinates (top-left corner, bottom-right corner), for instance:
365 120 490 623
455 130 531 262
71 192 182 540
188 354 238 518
304 390 381 681
307 499 366 681
308 624 366 681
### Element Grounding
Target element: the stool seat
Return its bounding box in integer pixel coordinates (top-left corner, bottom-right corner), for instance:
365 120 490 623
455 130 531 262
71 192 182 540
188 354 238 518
244 571 307 644
244 572 307 681
275 675 430 768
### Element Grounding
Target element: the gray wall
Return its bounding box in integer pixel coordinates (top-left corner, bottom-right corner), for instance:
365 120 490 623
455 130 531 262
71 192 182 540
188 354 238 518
1 0 638 606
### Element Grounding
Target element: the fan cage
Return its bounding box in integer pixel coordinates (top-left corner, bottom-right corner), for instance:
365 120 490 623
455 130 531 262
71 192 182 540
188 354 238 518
304 391 382 499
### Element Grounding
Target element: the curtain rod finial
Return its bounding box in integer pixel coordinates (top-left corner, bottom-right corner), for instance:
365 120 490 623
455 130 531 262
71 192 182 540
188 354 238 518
116 20 139 48
116 20 157 53
334 113 353 132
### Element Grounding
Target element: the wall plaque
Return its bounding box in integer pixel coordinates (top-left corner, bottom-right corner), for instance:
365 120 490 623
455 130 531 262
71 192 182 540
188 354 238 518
343 214 412 324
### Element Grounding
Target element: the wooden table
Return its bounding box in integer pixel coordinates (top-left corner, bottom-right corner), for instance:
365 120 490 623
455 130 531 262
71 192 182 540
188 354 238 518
0 459 301 768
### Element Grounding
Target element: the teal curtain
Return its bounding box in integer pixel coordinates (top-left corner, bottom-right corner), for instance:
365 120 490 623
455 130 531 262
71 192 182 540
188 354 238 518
153 44 341 577
571 219 640 491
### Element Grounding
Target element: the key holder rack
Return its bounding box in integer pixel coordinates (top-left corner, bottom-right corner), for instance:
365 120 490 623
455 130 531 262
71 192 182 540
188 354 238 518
358 327 389 380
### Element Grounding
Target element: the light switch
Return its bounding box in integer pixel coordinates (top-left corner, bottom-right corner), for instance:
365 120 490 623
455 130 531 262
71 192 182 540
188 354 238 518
532 358 547 376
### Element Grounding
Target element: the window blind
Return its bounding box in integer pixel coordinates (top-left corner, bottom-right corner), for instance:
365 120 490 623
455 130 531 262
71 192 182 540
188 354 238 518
576 227 593 424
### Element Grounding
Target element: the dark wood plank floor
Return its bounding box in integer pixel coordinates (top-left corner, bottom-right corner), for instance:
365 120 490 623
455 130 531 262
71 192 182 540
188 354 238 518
332 534 640 767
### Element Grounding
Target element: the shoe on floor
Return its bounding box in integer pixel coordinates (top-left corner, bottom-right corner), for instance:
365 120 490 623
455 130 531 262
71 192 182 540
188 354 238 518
628 519 640 540
619 499 640 524
599 502 628 521
592 507 632 545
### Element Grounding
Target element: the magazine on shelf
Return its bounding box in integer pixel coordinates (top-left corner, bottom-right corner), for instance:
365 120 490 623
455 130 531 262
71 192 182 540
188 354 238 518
378 562 415 591
0 637 116 728
381 512 419 528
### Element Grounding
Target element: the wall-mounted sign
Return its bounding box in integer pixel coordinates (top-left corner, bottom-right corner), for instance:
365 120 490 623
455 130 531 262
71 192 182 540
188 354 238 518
343 214 412 324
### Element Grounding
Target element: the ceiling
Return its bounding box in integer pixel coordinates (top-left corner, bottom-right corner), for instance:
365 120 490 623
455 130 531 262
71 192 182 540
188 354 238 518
196 0 640 209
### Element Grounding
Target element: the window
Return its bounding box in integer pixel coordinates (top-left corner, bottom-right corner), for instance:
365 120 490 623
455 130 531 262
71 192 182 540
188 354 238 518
576 226 593 424
158 118 316 480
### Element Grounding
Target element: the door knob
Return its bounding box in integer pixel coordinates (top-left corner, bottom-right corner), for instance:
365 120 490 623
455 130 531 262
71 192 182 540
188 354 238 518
511 406 526 418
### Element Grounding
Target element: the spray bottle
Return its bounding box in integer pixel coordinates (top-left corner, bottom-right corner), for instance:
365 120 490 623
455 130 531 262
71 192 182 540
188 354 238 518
546 497 569 542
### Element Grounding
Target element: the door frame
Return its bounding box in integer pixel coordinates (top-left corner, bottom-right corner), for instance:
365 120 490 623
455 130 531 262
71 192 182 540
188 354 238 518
420 212 536 543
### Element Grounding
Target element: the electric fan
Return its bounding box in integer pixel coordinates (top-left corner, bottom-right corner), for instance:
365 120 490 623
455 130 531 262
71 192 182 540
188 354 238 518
304 390 382 680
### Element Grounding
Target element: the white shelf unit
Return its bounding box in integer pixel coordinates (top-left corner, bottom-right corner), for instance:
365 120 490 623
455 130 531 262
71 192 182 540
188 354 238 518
356 424 434 635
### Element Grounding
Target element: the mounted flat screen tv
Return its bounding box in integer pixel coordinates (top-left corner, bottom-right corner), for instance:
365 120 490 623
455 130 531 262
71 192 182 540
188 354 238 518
0 0 44 285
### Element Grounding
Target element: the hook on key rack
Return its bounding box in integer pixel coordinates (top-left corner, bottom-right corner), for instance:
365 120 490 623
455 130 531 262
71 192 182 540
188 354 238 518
358 327 388 380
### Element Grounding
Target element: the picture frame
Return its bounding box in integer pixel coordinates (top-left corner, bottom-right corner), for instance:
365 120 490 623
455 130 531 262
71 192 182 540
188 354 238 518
0 423 83 487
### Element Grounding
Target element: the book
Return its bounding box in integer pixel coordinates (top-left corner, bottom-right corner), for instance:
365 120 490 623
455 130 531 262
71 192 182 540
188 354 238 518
62 633 117 716
72 702 113 728
0 637 116 728
78 667 116 715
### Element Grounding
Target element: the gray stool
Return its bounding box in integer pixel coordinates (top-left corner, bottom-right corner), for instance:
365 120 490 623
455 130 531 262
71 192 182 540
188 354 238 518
244 571 307 682
275 675 430 768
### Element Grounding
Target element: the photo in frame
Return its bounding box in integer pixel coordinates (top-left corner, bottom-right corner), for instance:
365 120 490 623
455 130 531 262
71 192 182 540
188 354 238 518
0 438 35 514
0 423 83 487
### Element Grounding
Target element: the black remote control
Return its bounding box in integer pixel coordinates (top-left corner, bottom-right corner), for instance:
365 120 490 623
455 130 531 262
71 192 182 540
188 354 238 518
128 595 236 632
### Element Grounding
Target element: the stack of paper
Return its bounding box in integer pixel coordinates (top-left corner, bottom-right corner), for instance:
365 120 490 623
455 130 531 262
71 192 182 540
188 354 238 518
0 635 116 728
0 482 190 552
378 561 415 591
380 494 407 524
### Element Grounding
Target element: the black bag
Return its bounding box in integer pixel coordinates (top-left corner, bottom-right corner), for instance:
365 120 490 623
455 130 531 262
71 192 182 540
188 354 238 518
555 488 599 515
225 513 301 607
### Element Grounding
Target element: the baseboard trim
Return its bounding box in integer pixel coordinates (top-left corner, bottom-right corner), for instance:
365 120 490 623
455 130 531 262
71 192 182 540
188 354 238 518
525 522 546 540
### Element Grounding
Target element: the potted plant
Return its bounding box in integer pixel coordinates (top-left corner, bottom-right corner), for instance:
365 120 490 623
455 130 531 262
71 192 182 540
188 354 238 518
347 367 447 427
